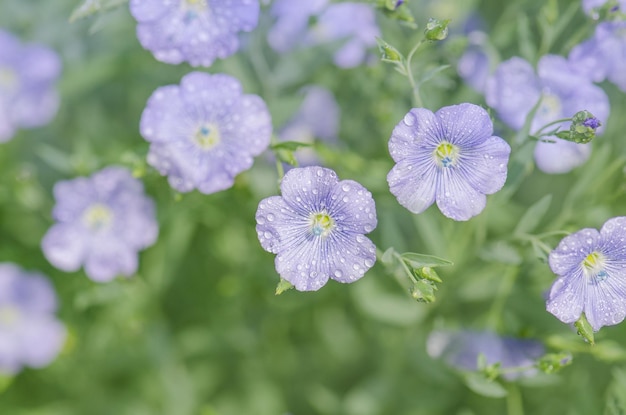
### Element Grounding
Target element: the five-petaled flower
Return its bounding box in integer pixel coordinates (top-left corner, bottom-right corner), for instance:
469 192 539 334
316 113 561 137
0 29 61 142
41 167 158 282
547 217 626 332
0 263 66 374
387 103 511 221
256 166 377 291
140 72 272 194
129 0 260 67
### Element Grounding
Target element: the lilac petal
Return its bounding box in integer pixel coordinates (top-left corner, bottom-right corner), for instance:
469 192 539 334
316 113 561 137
600 217 626 260
12 274 57 314
11 89 59 129
549 228 600 276
327 233 376 284
140 85 191 143
388 108 440 163
179 72 242 116
19 46 62 85
51 178 96 222
84 240 138 282
19 317 66 368
584 277 626 331
534 139 591 174
568 38 607 83
485 57 541 130
435 103 493 147
224 95 272 156
129 0 173 22
334 39 367 68
275 239 331 291
279 166 340 214
546 274 584 324
537 55 589 97
256 196 305 254
41 224 87 272
458 135 510 194
387 159 437 215
327 179 377 234
0 333 21 374
436 171 487 221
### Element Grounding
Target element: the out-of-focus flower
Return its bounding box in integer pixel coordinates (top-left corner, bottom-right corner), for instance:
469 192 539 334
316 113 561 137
278 85 339 166
582 0 626 17
268 1 380 68
547 217 626 332
387 103 510 221
0 30 61 142
129 0 260 67
427 330 545 380
41 167 158 282
457 31 491 93
256 166 377 291
569 21 626 92
485 55 610 174
140 72 272 194
0 263 66 374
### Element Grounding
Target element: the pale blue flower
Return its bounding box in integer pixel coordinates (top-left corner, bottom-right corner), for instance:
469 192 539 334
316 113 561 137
387 103 511 221
427 330 545 380
140 72 272 194
547 217 626 332
0 263 65 374
0 29 61 142
256 166 377 291
129 0 260 67
42 167 158 282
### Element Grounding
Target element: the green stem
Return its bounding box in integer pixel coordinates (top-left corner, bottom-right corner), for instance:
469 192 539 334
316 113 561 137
506 383 524 415
405 40 426 107
486 267 518 330
393 252 418 283
533 118 571 137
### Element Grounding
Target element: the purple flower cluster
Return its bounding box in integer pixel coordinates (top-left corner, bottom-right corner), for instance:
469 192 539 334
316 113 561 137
0 30 61 142
0 263 66 374
42 167 158 282
256 166 377 291
486 55 610 174
387 103 510 221
140 72 272 194
268 0 380 68
547 217 626 332
427 330 545 379
129 0 260 67
569 21 626 92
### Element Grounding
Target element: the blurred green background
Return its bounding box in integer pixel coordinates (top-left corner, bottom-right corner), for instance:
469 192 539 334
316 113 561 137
2 0 626 414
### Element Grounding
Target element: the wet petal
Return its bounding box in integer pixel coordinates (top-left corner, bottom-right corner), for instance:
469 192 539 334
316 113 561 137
436 170 486 221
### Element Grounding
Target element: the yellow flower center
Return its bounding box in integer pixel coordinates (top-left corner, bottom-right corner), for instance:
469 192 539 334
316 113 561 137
0 66 18 91
582 251 608 282
181 0 208 20
433 142 459 168
193 124 221 150
538 93 562 120
309 212 335 237
0 305 20 327
82 203 114 231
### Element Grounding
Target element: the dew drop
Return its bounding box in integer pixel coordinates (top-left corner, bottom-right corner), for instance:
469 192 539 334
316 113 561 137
403 112 416 126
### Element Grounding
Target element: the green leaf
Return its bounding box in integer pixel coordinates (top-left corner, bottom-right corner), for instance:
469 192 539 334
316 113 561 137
605 367 626 415
479 241 522 265
0 374 13 394
270 141 313 152
376 37 404 63
69 0 127 22
463 372 508 398
35 144 74 174
514 194 552 235
275 148 298 166
400 252 453 268
417 64 451 86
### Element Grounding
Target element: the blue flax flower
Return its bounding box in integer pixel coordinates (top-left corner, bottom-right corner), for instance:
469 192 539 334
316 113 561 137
268 1 380 68
547 217 626 332
569 21 626 92
427 330 545 380
387 103 510 221
0 29 61 142
486 55 609 174
0 263 66 374
582 0 626 16
41 167 158 282
256 166 377 291
140 72 272 194
129 0 260 67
